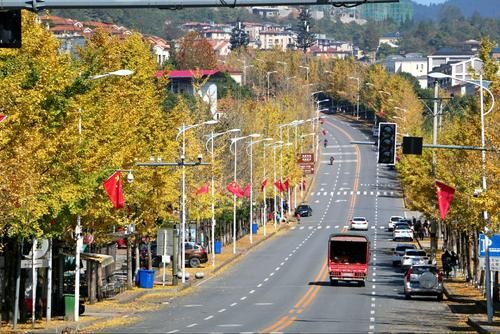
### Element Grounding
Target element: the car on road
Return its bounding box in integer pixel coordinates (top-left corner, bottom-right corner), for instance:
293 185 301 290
393 223 414 241
295 204 313 217
388 216 404 231
404 264 444 301
392 244 417 266
401 249 429 271
350 217 369 231
185 242 208 268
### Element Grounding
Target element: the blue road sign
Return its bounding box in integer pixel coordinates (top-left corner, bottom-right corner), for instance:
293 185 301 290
479 234 500 257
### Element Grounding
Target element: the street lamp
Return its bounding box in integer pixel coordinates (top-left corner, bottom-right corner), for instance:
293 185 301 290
264 140 282 228
349 76 360 119
74 69 133 322
429 71 496 323
267 71 278 100
300 132 315 200
205 128 240 267
247 137 272 240
176 120 218 282
299 65 310 81
229 133 260 253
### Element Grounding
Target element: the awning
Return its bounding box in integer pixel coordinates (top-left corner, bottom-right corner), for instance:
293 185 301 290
81 253 114 267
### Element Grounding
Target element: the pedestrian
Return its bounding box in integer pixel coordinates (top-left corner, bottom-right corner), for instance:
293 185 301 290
414 220 422 241
441 249 452 279
423 220 429 238
451 251 458 278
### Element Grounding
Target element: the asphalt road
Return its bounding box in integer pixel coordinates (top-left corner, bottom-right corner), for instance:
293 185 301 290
111 114 464 333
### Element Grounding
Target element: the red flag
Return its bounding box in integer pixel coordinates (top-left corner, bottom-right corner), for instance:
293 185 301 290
435 180 455 220
0 114 7 123
194 182 209 195
103 171 124 209
274 180 285 192
227 181 244 198
260 178 268 192
283 178 290 191
243 184 252 198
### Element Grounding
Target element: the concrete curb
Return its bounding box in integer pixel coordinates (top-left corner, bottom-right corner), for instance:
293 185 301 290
467 315 498 334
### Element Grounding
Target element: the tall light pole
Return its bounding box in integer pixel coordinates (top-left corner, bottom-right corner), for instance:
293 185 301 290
74 69 133 322
349 76 360 119
299 65 310 81
267 71 278 100
205 128 240 267
247 137 272 241
429 71 495 323
263 140 277 236
300 132 315 200
177 120 218 282
230 134 260 253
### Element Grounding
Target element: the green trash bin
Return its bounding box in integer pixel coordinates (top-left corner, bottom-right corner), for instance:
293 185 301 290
64 294 75 321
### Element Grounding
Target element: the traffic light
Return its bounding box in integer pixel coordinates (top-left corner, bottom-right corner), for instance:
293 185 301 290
377 122 397 164
0 10 22 48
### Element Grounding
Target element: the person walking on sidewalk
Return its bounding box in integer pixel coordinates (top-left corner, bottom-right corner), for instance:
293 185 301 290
451 251 459 278
441 249 453 279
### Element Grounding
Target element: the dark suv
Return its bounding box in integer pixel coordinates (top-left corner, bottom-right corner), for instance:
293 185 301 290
185 242 208 268
295 204 313 217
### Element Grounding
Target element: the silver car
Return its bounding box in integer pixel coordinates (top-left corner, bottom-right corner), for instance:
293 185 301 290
404 264 443 301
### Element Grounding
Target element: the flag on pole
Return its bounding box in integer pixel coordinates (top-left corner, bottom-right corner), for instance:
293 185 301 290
435 180 455 219
194 182 209 195
227 181 244 198
243 184 252 198
283 178 290 191
103 171 124 209
260 178 268 192
274 180 285 192
0 114 7 123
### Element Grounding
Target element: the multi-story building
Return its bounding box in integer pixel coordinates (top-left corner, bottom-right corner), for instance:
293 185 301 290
356 0 413 24
384 53 428 88
430 57 484 96
427 47 477 73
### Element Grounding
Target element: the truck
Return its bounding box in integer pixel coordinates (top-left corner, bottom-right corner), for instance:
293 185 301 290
328 233 370 286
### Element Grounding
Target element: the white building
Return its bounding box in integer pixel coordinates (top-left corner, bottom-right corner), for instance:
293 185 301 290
384 53 428 88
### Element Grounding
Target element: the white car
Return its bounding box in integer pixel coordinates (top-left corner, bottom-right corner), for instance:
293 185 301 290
392 244 417 266
401 249 429 271
388 216 404 231
393 223 414 241
350 217 369 231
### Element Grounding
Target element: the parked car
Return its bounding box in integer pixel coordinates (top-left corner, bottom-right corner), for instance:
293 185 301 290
350 217 369 231
393 223 414 241
295 204 313 217
388 216 404 231
404 264 443 301
184 242 208 268
401 249 429 271
392 244 417 266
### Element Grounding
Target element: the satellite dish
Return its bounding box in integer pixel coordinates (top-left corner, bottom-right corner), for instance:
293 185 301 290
24 239 49 259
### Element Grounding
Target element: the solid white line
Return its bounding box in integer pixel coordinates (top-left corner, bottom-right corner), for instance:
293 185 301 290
186 323 197 328
255 302 273 306
167 330 179 333
204 315 214 320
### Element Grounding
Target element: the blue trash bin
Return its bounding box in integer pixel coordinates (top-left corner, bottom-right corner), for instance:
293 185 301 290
138 269 154 288
214 240 222 254
252 223 258 234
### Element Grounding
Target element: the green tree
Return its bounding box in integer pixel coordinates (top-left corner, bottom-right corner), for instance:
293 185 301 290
229 18 250 51
295 8 316 53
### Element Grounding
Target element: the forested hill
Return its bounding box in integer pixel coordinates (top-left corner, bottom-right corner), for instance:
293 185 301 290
413 0 500 21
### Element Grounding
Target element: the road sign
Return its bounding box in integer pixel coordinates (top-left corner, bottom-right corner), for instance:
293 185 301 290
479 234 500 257
157 228 174 257
297 152 314 163
21 259 49 269
479 257 500 271
298 162 314 174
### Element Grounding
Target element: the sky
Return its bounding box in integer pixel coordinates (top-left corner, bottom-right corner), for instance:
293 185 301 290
412 0 448 4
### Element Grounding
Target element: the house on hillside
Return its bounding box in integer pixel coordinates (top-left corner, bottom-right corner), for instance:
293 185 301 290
379 32 401 48
427 47 476 73
384 53 428 88
156 69 222 119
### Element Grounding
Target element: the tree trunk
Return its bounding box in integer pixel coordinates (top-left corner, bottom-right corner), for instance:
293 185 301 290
127 239 133 290
147 241 152 271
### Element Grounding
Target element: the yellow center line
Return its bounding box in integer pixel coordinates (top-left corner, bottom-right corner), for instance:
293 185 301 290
259 118 362 333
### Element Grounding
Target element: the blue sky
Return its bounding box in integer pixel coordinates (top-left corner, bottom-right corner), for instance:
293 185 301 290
412 0 448 4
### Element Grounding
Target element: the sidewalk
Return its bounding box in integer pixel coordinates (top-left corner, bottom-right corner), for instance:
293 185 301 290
13 221 295 333
416 237 500 333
